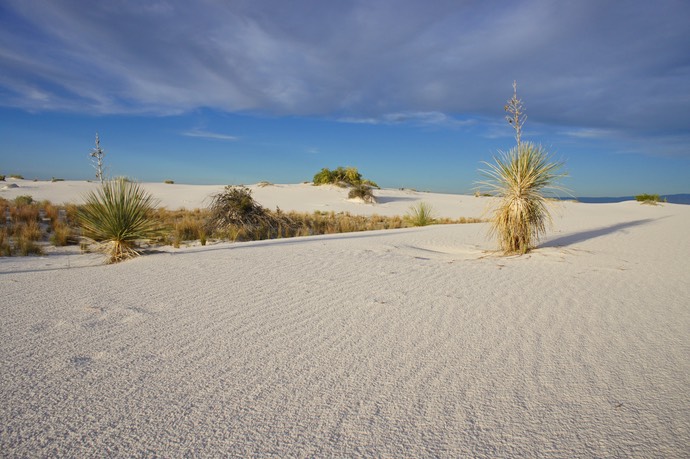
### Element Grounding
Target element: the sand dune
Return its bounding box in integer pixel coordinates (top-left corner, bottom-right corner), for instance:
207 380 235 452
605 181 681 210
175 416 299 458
1 180 689 457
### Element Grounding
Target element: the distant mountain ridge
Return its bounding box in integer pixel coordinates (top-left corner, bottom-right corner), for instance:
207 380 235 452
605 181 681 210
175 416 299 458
563 194 690 205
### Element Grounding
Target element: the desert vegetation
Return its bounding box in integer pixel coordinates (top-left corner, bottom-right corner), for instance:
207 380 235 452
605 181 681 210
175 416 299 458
1 185 482 261
78 179 162 263
0 195 79 256
635 193 665 205
479 82 566 254
405 202 435 226
312 166 378 188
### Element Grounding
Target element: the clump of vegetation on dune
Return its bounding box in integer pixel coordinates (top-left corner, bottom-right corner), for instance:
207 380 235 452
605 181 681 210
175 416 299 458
313 166 379 189
635 194 665 205
479 81 566 255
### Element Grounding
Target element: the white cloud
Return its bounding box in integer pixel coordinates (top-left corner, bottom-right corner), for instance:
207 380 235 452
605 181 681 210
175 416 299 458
339 111 474 128
182 129 238 141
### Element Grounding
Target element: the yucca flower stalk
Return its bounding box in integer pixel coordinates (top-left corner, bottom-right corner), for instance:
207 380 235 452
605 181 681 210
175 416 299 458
79 179 161 263
480 142 565 254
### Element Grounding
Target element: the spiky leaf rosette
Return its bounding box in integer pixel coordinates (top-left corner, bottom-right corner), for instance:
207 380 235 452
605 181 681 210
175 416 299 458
480 142 565 254
79 179 160 263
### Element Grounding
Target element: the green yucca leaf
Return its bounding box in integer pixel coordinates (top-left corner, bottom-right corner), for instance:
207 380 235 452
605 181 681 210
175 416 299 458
79 179 161 263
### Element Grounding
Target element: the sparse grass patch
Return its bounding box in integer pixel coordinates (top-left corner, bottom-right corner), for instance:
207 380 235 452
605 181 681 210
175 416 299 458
164 180 175 184
14 195 33 206
16 235 43 256
9 174 24 180
405 202 435 226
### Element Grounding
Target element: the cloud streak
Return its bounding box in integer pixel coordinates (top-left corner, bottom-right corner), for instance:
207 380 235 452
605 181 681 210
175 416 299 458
182 129 238 141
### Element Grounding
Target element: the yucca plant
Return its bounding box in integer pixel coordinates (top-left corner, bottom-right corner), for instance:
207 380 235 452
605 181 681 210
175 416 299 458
480 142 564 254
78 179 161 263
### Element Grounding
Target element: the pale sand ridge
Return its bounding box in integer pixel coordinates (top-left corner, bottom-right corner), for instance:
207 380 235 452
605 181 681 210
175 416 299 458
1 180 688 457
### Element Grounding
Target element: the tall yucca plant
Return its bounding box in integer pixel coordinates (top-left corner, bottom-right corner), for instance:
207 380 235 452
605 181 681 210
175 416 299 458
480 142 564 254
79 179 160 263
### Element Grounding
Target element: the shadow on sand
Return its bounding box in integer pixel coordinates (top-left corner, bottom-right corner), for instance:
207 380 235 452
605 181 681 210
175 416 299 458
375 196 419 204
542 218 657 248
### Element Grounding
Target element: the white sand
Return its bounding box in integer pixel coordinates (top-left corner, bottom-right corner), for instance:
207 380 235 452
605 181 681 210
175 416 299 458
1 180 689 457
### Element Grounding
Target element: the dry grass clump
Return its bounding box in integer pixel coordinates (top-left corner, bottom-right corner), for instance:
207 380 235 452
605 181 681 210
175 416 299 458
50 223 73 246
0 229 11 256
208 186 294 241
348 184 377 203
480 142 564 254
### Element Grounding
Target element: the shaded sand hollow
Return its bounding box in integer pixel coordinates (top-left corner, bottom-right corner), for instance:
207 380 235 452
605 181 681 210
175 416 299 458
1 180 689 457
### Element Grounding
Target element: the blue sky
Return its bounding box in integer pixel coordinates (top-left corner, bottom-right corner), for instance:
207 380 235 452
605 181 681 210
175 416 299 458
1 0 689 196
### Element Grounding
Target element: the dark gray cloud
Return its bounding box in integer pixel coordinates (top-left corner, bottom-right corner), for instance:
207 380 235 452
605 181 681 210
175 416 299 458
1 0 688 137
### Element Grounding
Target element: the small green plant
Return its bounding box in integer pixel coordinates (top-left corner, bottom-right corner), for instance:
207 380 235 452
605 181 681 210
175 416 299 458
78 179 161 263
0 175 5 181
635 194 664 205
14 195 34 207
51 177 65 182
164 180 174 184
348 184 377 203
405 202 435 226
10 174 24 179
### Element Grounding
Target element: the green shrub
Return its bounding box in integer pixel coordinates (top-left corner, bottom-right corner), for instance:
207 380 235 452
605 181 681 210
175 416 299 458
405 202 435 226
164 180 174 184
635 194 664 204
0 175 5 181
78 179 161 263
312 166 378 188
51 177 65 182
10 174 24 179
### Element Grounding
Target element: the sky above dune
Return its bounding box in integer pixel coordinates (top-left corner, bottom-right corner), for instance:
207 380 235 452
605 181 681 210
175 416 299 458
1 0 689 196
